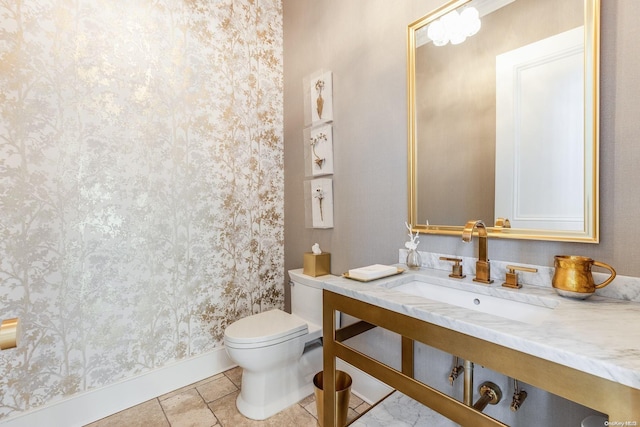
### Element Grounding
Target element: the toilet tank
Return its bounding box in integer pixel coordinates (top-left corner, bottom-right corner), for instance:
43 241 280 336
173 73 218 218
289 269 337 328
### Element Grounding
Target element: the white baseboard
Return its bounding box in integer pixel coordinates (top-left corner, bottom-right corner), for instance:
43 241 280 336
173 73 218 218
0 347 235 427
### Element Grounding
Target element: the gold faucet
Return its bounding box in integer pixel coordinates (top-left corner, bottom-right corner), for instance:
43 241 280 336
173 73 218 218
462 220 493 284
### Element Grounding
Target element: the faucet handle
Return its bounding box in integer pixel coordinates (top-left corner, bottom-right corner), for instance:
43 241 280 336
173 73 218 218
502 265 538 289
440 257 466 279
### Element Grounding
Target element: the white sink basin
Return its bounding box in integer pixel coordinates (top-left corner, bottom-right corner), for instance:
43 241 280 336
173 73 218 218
382 277 557 325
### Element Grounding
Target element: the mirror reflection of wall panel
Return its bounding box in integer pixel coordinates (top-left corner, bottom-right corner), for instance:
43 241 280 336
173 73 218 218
416 15 495 226
495 27 584 231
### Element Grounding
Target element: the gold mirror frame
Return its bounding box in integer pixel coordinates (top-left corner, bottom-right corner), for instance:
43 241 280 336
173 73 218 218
407 0 600 242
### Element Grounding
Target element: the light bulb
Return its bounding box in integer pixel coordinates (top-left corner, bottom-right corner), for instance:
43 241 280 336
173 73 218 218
427 21 446 43
460 7 481 37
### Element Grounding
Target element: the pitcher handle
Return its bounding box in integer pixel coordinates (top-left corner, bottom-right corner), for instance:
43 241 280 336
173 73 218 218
592 261 617 289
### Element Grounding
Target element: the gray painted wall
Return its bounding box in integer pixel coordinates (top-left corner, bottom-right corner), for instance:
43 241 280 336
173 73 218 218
283 0 640 285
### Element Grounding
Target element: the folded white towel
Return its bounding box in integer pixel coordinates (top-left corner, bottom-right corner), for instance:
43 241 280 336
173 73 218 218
348 264 398 281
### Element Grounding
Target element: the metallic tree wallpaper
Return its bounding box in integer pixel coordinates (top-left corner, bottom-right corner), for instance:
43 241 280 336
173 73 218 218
0 0 283 418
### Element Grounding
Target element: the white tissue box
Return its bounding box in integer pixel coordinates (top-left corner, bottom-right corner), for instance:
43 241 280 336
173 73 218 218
348 264 398 281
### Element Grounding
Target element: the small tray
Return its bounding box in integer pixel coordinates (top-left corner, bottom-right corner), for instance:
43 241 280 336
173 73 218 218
342 267 404 282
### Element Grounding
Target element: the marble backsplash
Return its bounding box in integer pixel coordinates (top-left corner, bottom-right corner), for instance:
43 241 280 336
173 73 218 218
399 249 640 303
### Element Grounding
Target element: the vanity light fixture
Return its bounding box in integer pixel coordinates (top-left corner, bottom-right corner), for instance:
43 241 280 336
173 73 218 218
427 7 481 46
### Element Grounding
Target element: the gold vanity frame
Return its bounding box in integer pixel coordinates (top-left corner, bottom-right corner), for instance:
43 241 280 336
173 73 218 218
407 0 601 243
322 290 640 426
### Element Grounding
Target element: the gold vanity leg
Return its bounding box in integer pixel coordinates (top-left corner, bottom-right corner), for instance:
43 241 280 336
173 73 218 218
322 290 337 427
402 336 414 378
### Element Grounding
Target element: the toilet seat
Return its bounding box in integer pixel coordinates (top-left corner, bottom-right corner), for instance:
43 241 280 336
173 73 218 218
224 309 308 349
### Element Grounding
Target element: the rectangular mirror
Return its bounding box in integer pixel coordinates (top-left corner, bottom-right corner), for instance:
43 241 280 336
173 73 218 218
407 0 600 242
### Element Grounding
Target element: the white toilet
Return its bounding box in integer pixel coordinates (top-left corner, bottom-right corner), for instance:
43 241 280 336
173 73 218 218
223 271 333 420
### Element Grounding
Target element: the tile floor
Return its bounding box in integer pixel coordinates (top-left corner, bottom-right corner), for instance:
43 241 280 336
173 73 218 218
86 367 372 427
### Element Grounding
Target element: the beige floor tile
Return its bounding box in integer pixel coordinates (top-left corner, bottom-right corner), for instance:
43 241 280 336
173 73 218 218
354 401 371 414
298 393 316 408
209 391 265 427
345 407 359 425
348 393 363 409
298 393 318 419
160 388 218 427
160 373 225 401
302 402 356 426
224 366 243 388
302 398 319 419
85 399 169 427
300 391 369 424
86 367 363 427
263 403 319 427
210 390 319 427
197 373 238 403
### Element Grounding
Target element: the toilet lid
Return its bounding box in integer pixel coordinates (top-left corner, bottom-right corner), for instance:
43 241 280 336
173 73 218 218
224 309 308 348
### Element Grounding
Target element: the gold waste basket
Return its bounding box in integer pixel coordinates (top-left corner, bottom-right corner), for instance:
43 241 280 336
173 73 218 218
313 370 352 427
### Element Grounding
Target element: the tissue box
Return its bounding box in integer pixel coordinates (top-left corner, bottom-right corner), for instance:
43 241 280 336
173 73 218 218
303 252 331 277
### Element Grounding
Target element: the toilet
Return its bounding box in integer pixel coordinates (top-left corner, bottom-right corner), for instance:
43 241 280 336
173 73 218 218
224 272 334 420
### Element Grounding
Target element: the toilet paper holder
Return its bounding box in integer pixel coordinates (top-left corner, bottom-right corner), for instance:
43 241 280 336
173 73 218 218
0 318 20 350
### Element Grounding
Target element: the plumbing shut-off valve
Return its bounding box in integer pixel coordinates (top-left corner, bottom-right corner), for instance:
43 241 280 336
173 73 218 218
448 356 464 385
510 378 528 412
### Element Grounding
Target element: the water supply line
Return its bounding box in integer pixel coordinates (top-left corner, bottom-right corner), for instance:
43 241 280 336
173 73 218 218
510 378 528 411
463 359 474 405
448 356 464 385
449 357 474 407
455 359 518 413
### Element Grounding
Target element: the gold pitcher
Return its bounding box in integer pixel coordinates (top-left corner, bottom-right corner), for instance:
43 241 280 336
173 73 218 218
552 255 616 299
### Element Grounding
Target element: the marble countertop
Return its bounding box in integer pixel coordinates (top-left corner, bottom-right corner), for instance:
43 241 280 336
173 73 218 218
314 267 640 390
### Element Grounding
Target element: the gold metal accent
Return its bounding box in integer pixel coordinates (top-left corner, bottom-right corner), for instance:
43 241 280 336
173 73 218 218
510 378 528 412
324 292 508 426
402 337 414 378
313 370 351 427
462 220 493 284
502 265 538 289
552 255 616 296
303 252 331 277
473 382 502 411
407 0 601 243
440 257 465 279
323 289 640 426
342 268 404 282
448 356 464 385
0 318 19 350
463 359 474 406
335 321 376 343
494 218 511 228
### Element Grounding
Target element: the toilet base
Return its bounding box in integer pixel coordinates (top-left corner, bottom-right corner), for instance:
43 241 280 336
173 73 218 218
236 340 323 420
